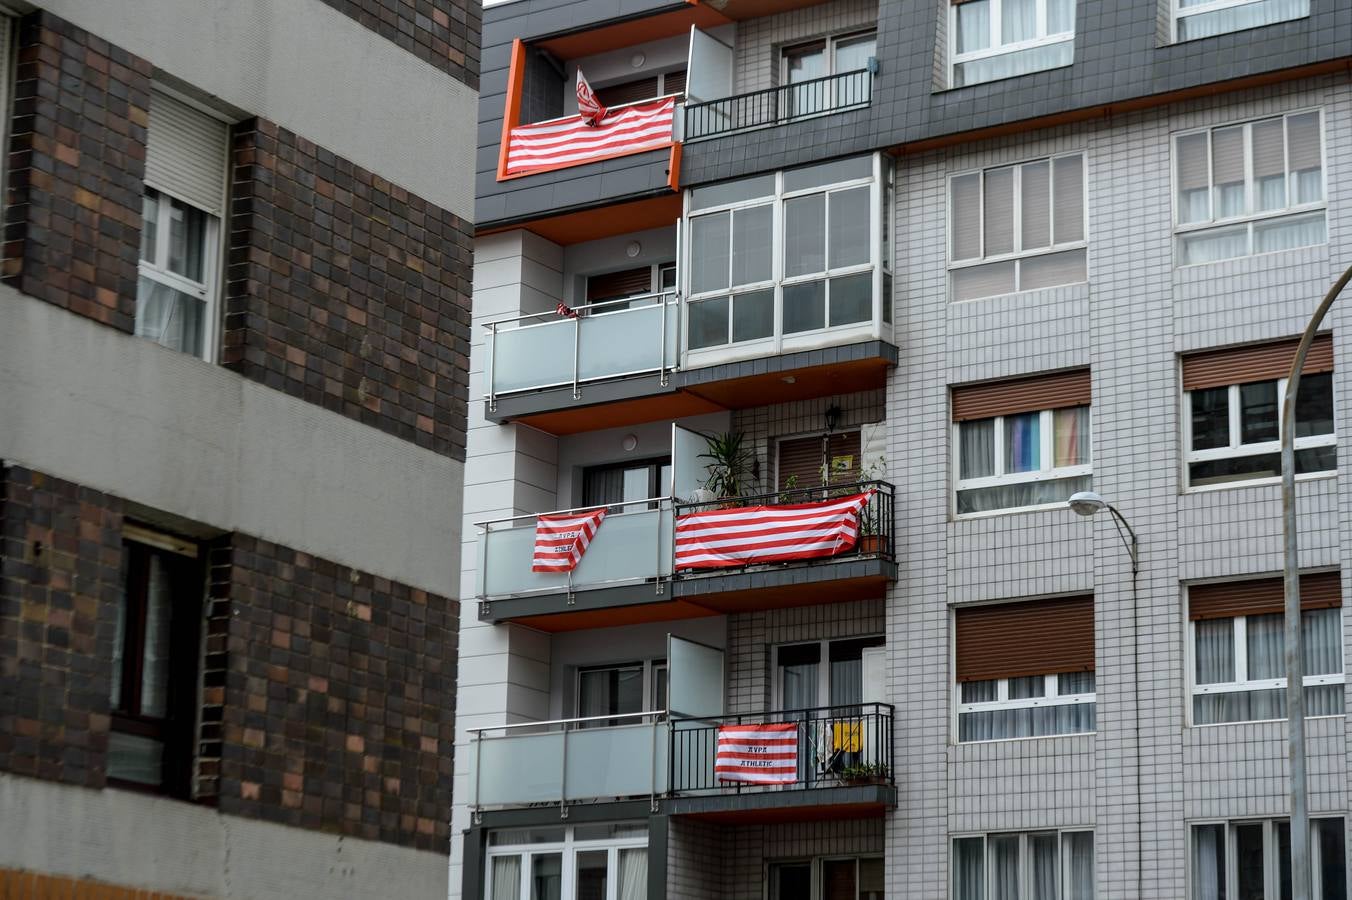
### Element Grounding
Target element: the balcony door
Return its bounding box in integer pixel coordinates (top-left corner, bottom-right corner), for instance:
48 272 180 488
775 637 884 783
582 457 671 513
776 431 862 492
577 660 666 727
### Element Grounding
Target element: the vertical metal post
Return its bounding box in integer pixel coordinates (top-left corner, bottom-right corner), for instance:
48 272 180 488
471 730 482 823
1280 262 1352 900
487 322 498 413
559 721 570 820
572 313 582 400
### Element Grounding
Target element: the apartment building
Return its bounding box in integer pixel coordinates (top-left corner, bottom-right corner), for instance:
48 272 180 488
0 0 476 896
460 0 1352 898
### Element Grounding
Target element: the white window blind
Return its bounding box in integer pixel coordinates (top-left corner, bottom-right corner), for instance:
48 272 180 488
144 90 229 217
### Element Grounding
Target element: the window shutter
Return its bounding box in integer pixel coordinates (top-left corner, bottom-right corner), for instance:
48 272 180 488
663 69 688 97
950 173 982 261
1251 118 1285 181
1020 160 1051 251
1211 125 1245 188
145 90 229 217
1052 155 1084 244
1181 335 1333 391
955 596 1095 682
1189 572 1341 620
596 76 661 107
1287 111 1322 174
776 431 861 490
586 266 653 302
951 369 1091 422
1176 132 1211 193
983 167 1015 257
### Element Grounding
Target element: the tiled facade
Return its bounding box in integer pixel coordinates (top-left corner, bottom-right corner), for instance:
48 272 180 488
314 0 481 89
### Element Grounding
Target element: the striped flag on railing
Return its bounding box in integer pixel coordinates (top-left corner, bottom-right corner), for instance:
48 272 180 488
715 723 798 784
504 97 676 177
531 508 607 573
674 491 873 571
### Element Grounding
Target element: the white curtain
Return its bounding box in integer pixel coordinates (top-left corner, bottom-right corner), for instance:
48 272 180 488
955 41 1073 88
1191 825 1224 900
992 835 1020 900
135 277 204 356
957 475 1091 516
1254 213 1326 254
1002 0 1037 43
956 0 992 54
1178 226 1249 265
1064 832 1094 900
1031 833 1059 900
953 838 985 900
491 857 521 900
618 848 647 900
1178 0 1308 40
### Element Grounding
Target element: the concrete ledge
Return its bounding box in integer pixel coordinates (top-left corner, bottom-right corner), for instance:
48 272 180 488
665 784 894 820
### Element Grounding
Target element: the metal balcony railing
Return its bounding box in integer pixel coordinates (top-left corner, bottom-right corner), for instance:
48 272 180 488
669 702 894 795
684 69 873 142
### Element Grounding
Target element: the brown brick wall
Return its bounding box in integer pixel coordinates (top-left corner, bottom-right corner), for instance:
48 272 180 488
224 118 471 460
214 534 457 853
2 11 150 332
0 465 122 790
315 0 480 90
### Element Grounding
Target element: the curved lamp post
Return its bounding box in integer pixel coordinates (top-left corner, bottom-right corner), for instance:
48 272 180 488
1281 261 1352 900
1068 490 1138 575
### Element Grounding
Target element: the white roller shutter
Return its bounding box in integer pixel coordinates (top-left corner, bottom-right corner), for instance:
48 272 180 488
144 89 229 216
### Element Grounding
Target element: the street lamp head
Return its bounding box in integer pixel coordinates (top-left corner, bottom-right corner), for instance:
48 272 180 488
1068 491 1108 517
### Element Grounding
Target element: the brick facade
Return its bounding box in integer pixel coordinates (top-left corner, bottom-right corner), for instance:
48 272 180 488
315 0 480 90
2 11 149 333
0 465 122 790
224 118 472 461
212 533 457 853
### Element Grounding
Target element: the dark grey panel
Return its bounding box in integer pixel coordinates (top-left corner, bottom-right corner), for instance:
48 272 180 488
671 558 896 600
665 783 896 817
474 799 658 828
485 373 678 424
480 580 671 622
673 340 898 388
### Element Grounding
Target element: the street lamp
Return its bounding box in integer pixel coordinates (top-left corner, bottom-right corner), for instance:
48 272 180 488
1280 261 1352 900
1067 490 1138 575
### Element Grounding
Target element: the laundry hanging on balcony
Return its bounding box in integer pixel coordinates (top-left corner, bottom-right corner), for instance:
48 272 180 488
715 723 798 785
674 491 874 571
504 97 676 177
531 508 607 573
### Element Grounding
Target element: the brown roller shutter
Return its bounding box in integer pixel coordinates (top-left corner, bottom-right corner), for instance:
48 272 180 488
777 431 862 490
586 267 654 303
596 76 660 107
663 69 687 97
1181 335 1333 391
955 595 1094 682
951 369 1091 422
1189 572 1342 620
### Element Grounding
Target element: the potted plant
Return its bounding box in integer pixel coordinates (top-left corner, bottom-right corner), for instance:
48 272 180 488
836 762 890 786
856 453 887 555
699 431 755 505
776 473 800 505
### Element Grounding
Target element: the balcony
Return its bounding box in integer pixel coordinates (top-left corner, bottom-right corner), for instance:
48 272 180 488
467 703 895 820
476 480 896 630
684 69 874 142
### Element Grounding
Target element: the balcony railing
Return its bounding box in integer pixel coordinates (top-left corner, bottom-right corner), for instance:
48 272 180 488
467 703 893 814
476 481 894 605
684 69 873 142
484 292 679 407
669 703 894 794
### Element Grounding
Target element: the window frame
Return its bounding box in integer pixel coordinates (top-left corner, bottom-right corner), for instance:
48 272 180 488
767 855 886 900
779 28 878 83
1181 372 1336 492
771 635 886 713
1171 0 1309 43
483 823 649 900
946 152 1089 301
573 658 668 723
951 404 1093 518
1184 602 1345 727
136 187 223 362
1188 817 1346 900
953 671 1097 744
947 0 1077 88
1170 108 1327 266
950 829 1095 900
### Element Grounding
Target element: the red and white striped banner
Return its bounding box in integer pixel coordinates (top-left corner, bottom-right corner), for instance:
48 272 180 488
715 723 798 784
504 97 675 177
674 491 874 571
531 508 607 573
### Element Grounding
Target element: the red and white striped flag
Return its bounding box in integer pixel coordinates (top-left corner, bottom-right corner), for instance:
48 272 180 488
504 97 675 177
715 723 798 784
674 491 874 571
531 508 607 573
575 68 607 126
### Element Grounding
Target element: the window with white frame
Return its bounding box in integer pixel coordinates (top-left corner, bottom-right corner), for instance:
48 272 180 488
1173 0 1309 43
952 830 1094 900
768 856 884 900
1191 818 1346 900
1188 574 1345 726
952 370 1091 515
484 824 648 900
781 29 877 116
949 153 1086 302
1182 337 1335 488
950 0 1075 89
137 89 228 359
1173 109 1325 266
955 596 1095 742
575 658 667 726
683 154 889 356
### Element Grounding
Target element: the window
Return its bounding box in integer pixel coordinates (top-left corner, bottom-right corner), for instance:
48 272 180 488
949 153 1086 301
1191 818 1346 900
109 528 204 795
137 89 228 359
777 431 863 491
952 370 1091 515
595 69 686 107
955 596 1095 741
1188 573 1345 726
1174 0 1309 42
949 0 1075 88
775 636 885 711
485 824 648 900
576 659 667 726
684 154 887 356
1182 336 1336 488
581 457 671 512
952 831 1094 900
769 857 884 900
782 30 876 116
1174 110 1325 266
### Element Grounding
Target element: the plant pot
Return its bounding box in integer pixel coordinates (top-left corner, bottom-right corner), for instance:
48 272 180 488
858 535 883 555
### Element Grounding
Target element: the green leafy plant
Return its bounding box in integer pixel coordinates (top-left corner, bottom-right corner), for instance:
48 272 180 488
776 473 800 505
837 762 889 783
699 431 755 501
